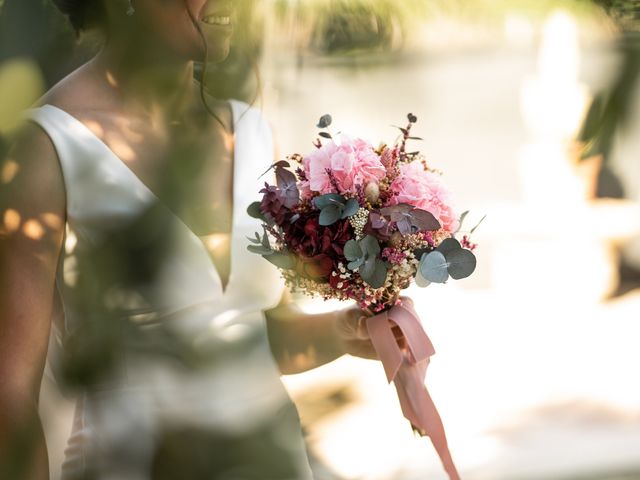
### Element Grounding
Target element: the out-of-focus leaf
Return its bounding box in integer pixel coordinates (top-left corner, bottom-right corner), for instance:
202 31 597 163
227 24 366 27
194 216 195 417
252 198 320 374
317 114 332 128
247 201 264 220
247 244 272 255
275 165 300 208
264 252 295 269
455 210 469 233
470 214 486 234
258 160 289 179
319 131 332 139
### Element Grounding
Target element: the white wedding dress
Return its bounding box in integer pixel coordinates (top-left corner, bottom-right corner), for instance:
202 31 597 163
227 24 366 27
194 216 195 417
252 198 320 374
27 101 315 480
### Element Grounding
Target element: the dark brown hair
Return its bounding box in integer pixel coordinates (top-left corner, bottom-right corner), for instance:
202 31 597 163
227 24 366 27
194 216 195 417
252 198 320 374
51 0 104 33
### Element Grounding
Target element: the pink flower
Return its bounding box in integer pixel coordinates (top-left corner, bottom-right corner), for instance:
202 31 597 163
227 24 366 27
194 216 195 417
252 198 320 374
388 161 459 232
301 135 386 196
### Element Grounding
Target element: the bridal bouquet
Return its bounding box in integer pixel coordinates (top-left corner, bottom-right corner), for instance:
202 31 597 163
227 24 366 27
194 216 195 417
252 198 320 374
247 114 479 479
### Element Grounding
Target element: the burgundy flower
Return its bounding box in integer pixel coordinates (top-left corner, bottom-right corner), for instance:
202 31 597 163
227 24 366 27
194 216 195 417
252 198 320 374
260 183 290 226
283 214 353 272
295 254 334 280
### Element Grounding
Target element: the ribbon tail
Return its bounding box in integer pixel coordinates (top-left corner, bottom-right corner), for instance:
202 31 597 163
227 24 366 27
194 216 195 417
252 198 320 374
394 359 460 480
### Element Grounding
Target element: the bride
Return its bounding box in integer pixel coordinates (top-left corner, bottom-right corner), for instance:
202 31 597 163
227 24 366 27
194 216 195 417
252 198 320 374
0 1 383 479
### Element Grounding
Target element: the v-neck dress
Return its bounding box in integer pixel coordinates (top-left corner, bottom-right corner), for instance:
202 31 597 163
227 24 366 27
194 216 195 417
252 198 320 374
27 101 314 480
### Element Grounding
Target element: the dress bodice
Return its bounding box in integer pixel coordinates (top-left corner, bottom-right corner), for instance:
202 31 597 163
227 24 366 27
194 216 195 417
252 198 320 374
26 101 314 480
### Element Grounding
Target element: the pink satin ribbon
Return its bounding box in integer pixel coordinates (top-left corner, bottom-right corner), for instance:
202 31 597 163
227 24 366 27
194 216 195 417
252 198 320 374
366 301 460 480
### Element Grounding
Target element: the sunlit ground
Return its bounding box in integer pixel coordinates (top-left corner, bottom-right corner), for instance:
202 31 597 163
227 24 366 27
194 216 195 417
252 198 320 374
35 7 640 480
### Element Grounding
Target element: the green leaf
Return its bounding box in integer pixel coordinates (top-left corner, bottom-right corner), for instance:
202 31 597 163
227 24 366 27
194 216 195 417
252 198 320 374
319 204 342 225
317 114 332 129
344 239 363 261
415 270 431 288
264 252 295 270
319 131 332 139
370 261 389 289
347 258 364 270
247 244 272 255
470 214 486 234
313 193 345 210
360 235 380 256
246 234 261 244
258 160 289 179
420 251 449 283
341 198 360 218
261 231 271 249
446 249 477 280
409 208 440 231
247 201 263 219
359 256 376 283
361 259 387 289
437 238 461 257
455 210 469 233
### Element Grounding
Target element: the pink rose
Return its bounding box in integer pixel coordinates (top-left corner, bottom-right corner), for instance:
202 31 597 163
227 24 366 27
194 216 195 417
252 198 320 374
302 135 386 196
388 161 459 233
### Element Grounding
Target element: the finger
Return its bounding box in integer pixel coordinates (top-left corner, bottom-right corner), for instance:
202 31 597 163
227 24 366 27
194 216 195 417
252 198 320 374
355 316 370 340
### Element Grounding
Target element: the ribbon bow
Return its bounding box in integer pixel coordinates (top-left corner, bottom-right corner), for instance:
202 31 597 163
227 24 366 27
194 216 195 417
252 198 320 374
366 300 460 480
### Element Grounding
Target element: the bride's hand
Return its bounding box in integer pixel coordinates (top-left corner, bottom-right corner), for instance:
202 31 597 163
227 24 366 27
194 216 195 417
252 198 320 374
334 303 408 360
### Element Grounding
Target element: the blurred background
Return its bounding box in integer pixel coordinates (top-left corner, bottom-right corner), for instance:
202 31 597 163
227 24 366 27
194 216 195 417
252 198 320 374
1 0 640 479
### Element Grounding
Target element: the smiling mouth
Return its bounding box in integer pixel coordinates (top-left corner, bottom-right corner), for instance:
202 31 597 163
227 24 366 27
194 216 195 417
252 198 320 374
201 14 231 26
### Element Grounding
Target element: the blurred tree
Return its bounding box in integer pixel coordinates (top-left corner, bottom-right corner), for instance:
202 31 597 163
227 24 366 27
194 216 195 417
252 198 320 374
578 1 640 198
0 0 94 87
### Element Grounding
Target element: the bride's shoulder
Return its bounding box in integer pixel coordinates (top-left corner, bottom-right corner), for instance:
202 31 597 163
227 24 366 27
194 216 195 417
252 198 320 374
35 62 105 115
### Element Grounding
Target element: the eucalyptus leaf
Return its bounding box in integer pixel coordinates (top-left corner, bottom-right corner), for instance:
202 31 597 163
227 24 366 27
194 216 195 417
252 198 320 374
247 244 272 255
264 252 295 270
360 235 380 256
344 239 363 261
415 270 431 288
317 114 332 129
446 249 477 280
359 256 377 283
369 261 389 289
313 193 345 210
420 251 449 283
437 238 461 257
319 132 332 139
319 204 342 225
247 201 263 220
258 160 289 179
246 235 261 244
261 231 271 249
341 198 360 218
347 258 364 270
455 210 469 234
470 214 486 234
275 166 300 208
410 209 440 231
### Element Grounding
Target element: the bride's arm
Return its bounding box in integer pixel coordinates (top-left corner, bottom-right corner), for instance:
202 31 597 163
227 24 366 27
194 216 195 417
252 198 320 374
0 124 66 480
264 291 379 375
